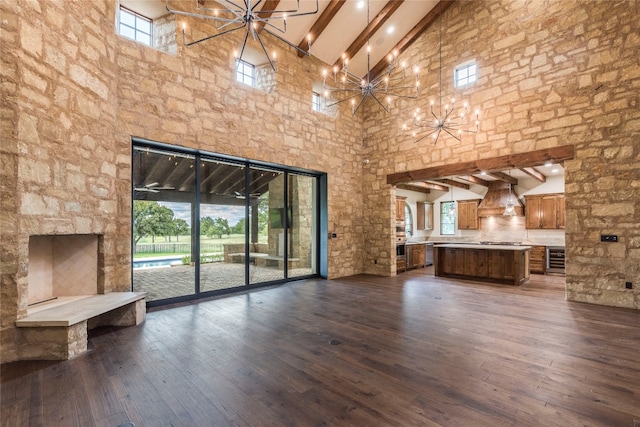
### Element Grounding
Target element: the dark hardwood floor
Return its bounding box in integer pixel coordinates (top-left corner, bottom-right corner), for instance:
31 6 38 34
2 269 639 426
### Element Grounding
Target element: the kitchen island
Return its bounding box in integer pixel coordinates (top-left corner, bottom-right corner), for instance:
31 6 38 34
434 244 531 286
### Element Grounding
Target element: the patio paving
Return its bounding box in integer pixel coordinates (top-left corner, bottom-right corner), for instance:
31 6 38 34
133 261 313 301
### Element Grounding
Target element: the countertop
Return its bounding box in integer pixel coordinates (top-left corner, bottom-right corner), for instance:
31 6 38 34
405 241 434 246
434 243 532 251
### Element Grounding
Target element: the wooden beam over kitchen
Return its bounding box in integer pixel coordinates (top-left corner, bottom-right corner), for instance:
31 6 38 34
414 181 448 191
386 145 575 185
487 171 517 185
435 179 470 190
458 175 490 187
396 183 431 194
520 167 547 183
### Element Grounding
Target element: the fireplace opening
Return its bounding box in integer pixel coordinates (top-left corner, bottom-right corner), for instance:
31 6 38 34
28 235 101 308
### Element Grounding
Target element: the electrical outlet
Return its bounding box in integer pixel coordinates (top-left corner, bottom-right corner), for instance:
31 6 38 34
600 234 618 242
625 282 633 289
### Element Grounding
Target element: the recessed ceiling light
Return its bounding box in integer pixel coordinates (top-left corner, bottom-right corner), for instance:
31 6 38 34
544 161 553 167
480 171 487 175
387 25 395 34
356 1 364 9
552 168 559 173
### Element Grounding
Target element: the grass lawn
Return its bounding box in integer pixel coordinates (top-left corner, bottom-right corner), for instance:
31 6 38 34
133 234 267 258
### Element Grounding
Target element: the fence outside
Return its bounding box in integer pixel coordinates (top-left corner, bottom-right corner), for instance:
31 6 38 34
135 242 223 254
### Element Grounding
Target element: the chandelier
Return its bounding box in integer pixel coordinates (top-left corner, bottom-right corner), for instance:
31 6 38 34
321 0 419 115
165 0 318 71
403 13 479 143
503 170 517 216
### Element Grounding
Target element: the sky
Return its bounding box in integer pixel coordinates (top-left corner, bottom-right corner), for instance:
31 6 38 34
160 202 245 227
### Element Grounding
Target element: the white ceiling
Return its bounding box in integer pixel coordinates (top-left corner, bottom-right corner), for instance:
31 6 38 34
120 0 441 78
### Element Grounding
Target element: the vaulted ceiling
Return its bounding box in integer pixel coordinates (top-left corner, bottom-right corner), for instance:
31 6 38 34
121 0 454 79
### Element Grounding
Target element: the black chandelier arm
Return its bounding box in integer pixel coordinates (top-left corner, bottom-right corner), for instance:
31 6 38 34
254 1 319 17
238 23 252 59
252 31 276 71
324 92 363 108
258 17 288 35
183 25 245 47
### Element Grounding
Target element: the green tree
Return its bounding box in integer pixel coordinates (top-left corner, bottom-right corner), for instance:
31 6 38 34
200 216 215 237
231 218 245 235
257 198 269 234
201 216 230 239
133 201 175 245
171 218 190 242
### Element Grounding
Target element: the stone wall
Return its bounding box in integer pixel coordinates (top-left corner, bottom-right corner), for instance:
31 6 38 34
362 0 639 309
1 0 364 362
3 0 638 362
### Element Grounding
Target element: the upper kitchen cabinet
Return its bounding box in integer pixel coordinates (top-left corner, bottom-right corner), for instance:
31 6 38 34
396 196 406 222
458 199 481 230
416 201 434 230
525 194 565 229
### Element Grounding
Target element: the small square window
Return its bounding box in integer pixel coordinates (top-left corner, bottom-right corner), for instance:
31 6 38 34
119 7 152 47
312 92 321 112
455 63 477 87
235 59 255 86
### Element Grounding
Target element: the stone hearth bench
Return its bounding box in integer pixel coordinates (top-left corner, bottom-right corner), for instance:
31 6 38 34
15 292 146 360
254 255 300 269
227 252 269 264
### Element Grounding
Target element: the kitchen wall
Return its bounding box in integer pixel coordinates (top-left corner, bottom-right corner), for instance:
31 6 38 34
418 174 565 244
361 0 639 310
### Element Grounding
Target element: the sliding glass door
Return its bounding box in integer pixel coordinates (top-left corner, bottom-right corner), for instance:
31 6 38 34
132 146 196 301
132 140 321 305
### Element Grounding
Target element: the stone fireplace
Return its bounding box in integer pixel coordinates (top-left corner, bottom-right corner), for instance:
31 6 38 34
27 234 102 309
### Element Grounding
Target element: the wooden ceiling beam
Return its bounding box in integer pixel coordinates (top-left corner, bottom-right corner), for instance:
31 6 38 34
435 179 469 190
396 183 430 194
332 0 404 69
405 181 448 192
487 171 517 186
387 145 575 185
520 167 546 183
457 175 490 187
297 0 347 57
369 0 454 80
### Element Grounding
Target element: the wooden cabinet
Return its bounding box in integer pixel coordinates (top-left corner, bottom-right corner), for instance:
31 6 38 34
440 247 466 275
412 244 426 268
406 244 427 269
396 197 406 222
525 194 565 229
416 202 434 230
434 245 530 286
396 258 406 273
457 199 480 230
557 197 565 229
529 246 546 274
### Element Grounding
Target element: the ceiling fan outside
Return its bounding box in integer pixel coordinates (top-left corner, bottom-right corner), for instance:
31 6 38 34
134 182 175 193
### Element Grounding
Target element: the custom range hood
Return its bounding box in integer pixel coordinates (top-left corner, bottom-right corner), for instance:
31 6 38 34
477 181 524 217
